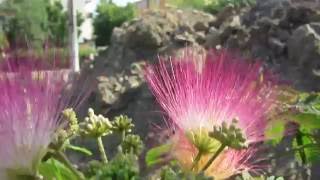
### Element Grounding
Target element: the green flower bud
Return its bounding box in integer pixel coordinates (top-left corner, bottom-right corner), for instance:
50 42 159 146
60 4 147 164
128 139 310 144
62 108 80 136
186 130 221 154
80 108 113 138
121 134 144 155
112 115 134 134
209 118 247 150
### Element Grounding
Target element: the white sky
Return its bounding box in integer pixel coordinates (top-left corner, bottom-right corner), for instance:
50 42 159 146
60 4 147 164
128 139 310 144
113 0 140 6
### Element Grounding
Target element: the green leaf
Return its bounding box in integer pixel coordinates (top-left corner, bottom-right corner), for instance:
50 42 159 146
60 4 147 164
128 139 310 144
266 176 285 180
292 134 320 163
291 113 320 131
297 93 320 115
145 144 172 167
67 144 93 156
265 119 287 145
39 158 78 180
265 112 320 146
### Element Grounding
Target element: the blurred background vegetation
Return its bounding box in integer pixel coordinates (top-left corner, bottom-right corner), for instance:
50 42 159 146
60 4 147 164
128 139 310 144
93 1 136 46
0 0 257 49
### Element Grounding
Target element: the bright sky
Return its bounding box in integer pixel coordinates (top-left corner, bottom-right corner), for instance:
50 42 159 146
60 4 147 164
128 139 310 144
113 0 140 6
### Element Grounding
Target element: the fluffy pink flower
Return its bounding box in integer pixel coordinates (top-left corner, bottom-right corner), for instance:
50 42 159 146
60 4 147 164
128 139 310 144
0 70 70 177
0 53 88 178
145 49 278 179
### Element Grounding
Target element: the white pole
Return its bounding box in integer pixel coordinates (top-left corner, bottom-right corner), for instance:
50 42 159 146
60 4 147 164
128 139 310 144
68 0 80 72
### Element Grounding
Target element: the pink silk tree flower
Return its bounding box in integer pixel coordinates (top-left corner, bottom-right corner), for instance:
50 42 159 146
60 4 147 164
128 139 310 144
0 51 89 178
145 49 279 179
0 70 70 178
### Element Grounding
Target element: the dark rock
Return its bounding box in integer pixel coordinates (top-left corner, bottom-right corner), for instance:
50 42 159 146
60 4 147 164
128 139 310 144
288 23 320 87
268 37 286 55
174 31 196 44
193 21 209 32
205 27 221 48
195 31 206 44
206 0 320 91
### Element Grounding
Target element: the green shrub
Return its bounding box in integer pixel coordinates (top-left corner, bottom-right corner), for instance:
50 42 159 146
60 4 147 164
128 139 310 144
93 1 136 46
204 0 256 14
166 0 256 14
2 0 49 48
79 44 96 60
167 0 207 9
0 31 8 49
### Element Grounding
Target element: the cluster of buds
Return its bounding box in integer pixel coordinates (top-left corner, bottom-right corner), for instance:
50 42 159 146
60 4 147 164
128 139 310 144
121 134 144 155
112 115 134 135
63 108 80 135
81 108 113 138
51 108 80 150
209 119 247 150
186 131 220 155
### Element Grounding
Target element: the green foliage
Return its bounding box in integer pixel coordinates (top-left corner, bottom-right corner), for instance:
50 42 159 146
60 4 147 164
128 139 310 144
266 93 320 142
84 160 103 178
79 43 96 60
94 153 140 180
0 31 8 49
167 0 207 9
167 0 256 13
160 165 213 180
46 0 84 46
265 119 286 145
292 134 320 163
266 92 320 164
2 0 49 47
145 144 172 167
39 158 78 180
66 144 93 156
93 1 135 46
0 0 84 47
296 92 320 115
204 0 256 14
46 0 68 46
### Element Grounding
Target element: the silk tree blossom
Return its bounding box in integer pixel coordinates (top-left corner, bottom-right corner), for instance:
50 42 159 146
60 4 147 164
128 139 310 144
0 70 71 179
0 53 88 179
145 49 279 179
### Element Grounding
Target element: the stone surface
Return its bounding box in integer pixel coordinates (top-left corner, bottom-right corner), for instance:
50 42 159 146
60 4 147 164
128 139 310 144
287 23 320 88
207 0 320 90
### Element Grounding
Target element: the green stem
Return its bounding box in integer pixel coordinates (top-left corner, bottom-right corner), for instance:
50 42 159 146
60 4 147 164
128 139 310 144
121 130 126 142
55 151 85 180
296 131 307 164
97 136 108 164
201 144 226 172
191 151 203 171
